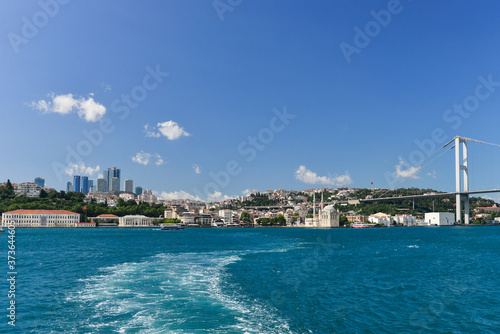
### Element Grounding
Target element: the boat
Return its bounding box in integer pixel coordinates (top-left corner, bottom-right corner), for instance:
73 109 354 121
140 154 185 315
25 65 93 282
351 222 373 228
160 224 185 230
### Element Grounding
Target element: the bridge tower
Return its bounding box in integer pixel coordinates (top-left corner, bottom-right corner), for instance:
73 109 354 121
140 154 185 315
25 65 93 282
455 136 470 224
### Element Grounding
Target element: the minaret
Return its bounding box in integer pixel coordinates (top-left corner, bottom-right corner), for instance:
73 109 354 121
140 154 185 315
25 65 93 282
313 192 316 220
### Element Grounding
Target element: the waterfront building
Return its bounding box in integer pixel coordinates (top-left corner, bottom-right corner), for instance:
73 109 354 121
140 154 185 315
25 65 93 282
34 177 45 188
104 167 120 191
124 179 133 193
219 210 233 225
73 175 81 193
118 215 152 227
2 209 80 227
347 215 369 223
317 205 340 228
81 176 89 195
13 182 41 197
111 177 120 192
425 212 455 226
392 214 417 226
97 178 107 192
196 214 213 227
179 212 196 225
135 186 143 195
368 212 391 226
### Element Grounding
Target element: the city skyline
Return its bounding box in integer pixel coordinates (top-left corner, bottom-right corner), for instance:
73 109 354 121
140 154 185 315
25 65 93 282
2 1 500 202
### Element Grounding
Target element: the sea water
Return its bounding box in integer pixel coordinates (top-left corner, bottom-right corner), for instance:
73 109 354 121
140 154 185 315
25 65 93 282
1 226 499 333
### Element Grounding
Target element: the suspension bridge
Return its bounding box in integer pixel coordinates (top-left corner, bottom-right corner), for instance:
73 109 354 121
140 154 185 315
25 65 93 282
360 136 500 224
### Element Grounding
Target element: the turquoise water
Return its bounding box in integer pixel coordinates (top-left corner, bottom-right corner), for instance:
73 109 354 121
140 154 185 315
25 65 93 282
1 226 499 333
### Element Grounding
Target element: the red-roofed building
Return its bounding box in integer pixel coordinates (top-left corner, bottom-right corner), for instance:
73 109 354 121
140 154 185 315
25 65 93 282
2 209 80 227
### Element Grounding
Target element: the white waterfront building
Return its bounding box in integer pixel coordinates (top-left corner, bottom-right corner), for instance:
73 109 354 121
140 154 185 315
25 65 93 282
219 210 233 225
425 212 455 226
2 209 80 227
118 215 152 227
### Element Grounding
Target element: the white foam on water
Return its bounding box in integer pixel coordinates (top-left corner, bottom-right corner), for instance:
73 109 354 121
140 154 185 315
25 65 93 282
66 248 295 333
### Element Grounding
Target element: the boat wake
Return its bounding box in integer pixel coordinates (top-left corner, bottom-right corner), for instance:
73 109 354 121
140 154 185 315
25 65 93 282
66 250 293 333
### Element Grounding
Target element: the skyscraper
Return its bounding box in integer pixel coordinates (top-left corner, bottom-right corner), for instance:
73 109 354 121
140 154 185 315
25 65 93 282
73 175 81 193
34 177 45 188
97 178 107 192
135 186 143 195
66 182 73 192
104 167 120 191
111 177 120 192
81 176 89 195
124 179 133 193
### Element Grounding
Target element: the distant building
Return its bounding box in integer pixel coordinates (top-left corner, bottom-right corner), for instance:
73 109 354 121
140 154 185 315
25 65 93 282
368 212 391 226
34 177 45 188
179 212 196 225
88 179 94 189
124 179 133 193
2 209 80 227
81 176 89 195
97 178 107 192
425 212 455 226
135 186 143 195
73 175 81 193
111 177 120 192
219 210 233 225
392 214 417 226
66 182 73 192
118 215 152 227
317 205 340 228
104 167 120 191
13 182 41 197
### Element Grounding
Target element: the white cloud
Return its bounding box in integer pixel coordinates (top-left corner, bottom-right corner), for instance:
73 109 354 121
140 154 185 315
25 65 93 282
144 121 190 140
427 170 437 179
193 165 201 174
65 162 100 176
30 93 106 122
395 158 421 179
242 189 255 196
101 82 112 93
295 165 352 186
155 190 202 201
207 191 235 202
132 151 164 166
144 124 161 138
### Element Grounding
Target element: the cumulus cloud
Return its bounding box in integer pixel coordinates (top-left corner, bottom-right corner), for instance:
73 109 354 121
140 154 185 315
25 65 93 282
193 165 201 174
207 191 235 202
242 189 255 196
427 170 437 179
144 121 190 140
395 158 421 179
295 165 352 186
144 124 161 138
132 151 164 166
30 93 106 122
155 190 202 201
65 162 100 176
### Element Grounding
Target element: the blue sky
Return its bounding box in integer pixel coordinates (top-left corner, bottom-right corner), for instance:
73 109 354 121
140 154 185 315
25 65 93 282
2 0 500 201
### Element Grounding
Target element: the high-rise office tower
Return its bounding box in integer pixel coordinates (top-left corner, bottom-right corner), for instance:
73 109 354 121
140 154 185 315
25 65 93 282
124 179 133 193
111 177 120 192
81 176 89 195
97 178 107 192
34 177 45 188
73 175 81 193
135 186 143 195
66 182 73 192
104 167 120 191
